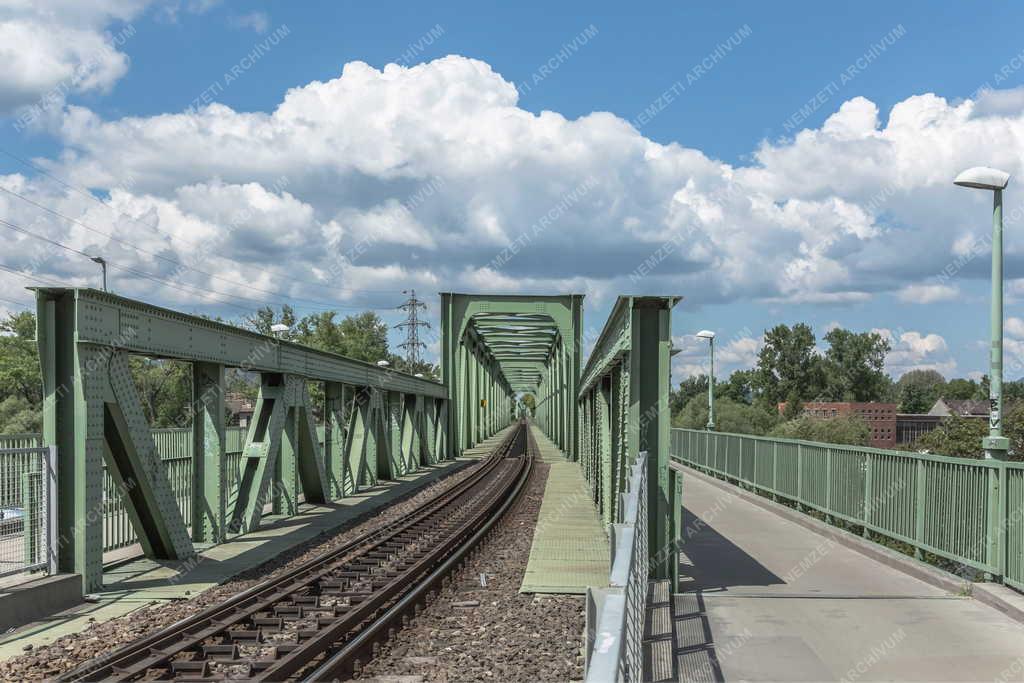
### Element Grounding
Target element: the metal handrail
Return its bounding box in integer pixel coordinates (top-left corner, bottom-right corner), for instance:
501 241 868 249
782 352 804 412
672 428 1024 591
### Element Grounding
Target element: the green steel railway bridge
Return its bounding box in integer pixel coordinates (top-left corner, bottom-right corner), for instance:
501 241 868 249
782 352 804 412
1 286 1024 681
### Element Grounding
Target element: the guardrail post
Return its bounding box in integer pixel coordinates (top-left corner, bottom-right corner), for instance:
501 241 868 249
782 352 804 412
986 463 1007 582
796 443 803 513
998 463 1008 582
771 441 778 502
862 454 873 539
825 447 833 525
914 458 927 560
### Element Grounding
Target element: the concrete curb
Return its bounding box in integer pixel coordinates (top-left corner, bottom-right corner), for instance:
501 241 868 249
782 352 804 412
674 462 1024 623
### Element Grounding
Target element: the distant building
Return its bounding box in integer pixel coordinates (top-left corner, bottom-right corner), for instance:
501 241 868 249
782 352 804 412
780 401 898 449
895 414 941 445
928 398 989 418
226 392 255 427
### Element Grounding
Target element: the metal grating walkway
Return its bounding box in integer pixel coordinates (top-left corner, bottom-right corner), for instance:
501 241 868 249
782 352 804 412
519 426 609 593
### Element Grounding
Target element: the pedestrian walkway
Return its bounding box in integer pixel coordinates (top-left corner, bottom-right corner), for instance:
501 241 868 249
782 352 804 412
0 453 484 660
675 468 1024 682
520 426 609 593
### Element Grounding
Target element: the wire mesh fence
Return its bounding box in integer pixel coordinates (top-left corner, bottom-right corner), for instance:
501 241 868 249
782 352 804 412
0 446 56 580
585 452 649 683
0 426 339 556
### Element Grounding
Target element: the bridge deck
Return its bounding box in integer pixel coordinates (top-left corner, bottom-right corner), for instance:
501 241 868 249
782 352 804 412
520 426 609 593
676 468 1024 682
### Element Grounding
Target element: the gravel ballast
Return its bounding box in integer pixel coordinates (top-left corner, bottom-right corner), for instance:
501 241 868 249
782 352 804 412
357 459 585 683
0 462 480 682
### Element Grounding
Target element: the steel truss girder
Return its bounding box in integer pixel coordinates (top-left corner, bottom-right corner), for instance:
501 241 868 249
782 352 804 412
576 295 682 588
35 287 451 593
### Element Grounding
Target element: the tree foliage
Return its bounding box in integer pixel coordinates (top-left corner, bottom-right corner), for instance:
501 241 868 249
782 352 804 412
0 311 41 407
753 323 823 406
670 374 708 415
674 396 778 435
913 415 988 458
769 414 871 446
896 369 945 413
820 328 891 402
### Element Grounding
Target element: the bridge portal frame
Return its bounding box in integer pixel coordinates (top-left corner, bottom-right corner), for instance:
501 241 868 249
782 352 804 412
440 293 583 457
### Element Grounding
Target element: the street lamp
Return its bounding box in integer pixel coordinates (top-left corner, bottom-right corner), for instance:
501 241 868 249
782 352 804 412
954 166 1011 460
696 330 716 431
90 256 107 292
376 360 390 368
270 323 290 341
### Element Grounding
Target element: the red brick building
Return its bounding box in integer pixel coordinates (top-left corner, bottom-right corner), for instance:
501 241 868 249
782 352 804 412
778 401 898 448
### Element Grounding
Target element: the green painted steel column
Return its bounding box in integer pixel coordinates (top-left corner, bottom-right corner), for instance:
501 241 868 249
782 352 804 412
192 361 225 543
570 294 583 460
274 379 299 516
630 299 676 584
35 294 96 588
324 382 350 498
387 391 404 477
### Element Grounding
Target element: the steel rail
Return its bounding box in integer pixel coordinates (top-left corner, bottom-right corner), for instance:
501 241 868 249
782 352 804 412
58 423 528 682
306 424 539 680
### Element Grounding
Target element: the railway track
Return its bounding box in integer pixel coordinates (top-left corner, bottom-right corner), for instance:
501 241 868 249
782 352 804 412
59 422 536 682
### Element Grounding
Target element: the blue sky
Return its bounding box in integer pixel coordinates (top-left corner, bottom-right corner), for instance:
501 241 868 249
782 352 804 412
2 1 1024 384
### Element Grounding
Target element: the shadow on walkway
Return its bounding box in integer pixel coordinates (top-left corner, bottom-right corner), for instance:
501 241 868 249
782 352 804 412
678 506 783 593
673 591 725 683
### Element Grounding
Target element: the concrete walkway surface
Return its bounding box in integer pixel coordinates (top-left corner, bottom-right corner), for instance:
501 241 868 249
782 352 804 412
676 469 1024 682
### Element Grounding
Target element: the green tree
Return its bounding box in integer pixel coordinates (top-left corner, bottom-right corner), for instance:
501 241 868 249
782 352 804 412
719 369 756 404
393 357 440 379
521 393 536 413
0 311 41 407
129 358 192 428
897 369 945 413
753 323 823 406
670 374 708 416
1004 379 1024 402
914 415 987 458
0 395 41 433
781 389 803 421
943 377 980 400
674 396 778 435
244 304 297 336
821 328 891 402
769 414 871 446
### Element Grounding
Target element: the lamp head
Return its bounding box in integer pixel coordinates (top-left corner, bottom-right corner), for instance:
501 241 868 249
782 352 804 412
414 372 424 378
90 256 106 265
376 360 390 368
954 166 1010 191
696 329 716 340
270 323 290 334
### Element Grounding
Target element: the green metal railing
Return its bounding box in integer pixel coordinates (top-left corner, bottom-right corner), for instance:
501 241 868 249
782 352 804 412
672 429 1024 592
2 427 250 554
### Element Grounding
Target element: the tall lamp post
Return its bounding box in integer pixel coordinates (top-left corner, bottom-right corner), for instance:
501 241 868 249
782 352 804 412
90 256 107 292
954 166 1011 460
696 330 716 431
